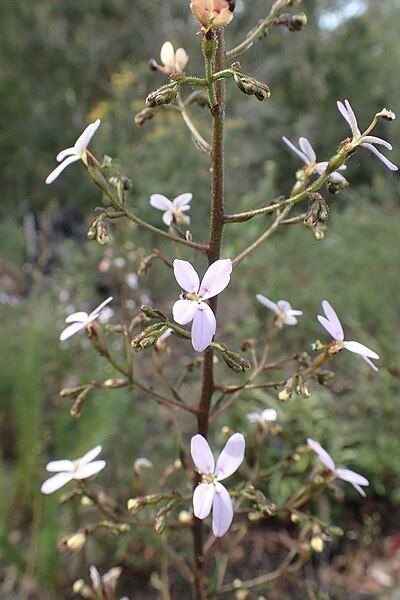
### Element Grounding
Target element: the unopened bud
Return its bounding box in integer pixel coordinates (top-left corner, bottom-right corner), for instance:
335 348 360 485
313 225 325 240
233 73 271 101
148 58 158 71
278 388 292 402
310 536 324 553
222 348 251 373
140 305 167 320
317 370 335 385
70 387 92 418
59 384 85 398
146 83 179 108
135 107 155 126
81 495 94 507
376 108 396 121
178 510 192 524
66 532 86 552
288 13 307 31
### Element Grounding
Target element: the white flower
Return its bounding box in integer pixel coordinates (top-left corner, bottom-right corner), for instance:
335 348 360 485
256 294 303 326
282 136 348 185
60 296 113 341
41 445 106 494
46 119 101 184
160 41 189 74
307 438 369 497
317 300 379 371
246 408 278 424
150 193 192 227
337 99 398 171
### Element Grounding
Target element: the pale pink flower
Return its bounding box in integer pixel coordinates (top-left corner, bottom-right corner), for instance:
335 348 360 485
246 408 277 424
337 99 398 171
317 300 379 371
160 41 189 74
60 297 113 341
150 193 192 227
256 294 303 326
190 0 235 30
307 438 369 497
41 445 106 494
172 259 232 352
46 119 101 184
282 136 348 184
191 433 245 537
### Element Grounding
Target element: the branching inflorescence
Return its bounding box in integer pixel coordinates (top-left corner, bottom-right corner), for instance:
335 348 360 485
43 1 397 598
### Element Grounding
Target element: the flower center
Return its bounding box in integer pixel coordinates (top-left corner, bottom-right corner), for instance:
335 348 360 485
184 292 202 303
202 473 217 485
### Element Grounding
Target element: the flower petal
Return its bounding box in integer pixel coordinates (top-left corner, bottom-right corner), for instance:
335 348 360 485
160 41 175 70
283 314 298 326
46 460 74 473
41 472 74 494
74 119 101 155
360 355 379 372
56 147 77 162
282 136 309 165
150 194 173 212
277 300 292 313
46 155 80 184
199 259 232 300
343 341 379 360
190 434 215 474
215 433 245 481
173 260 200 293
335 468 369 495
299 137 316 163
307 438 336 472
246 412 261 423
344 99 361 137
337 100 353 130
89 297 113 319
172 299 198 325
212 482 233 537
162 210 174 226
256 294 279 314
193 483 215 519
320 300 344 341
261 408 278 422
361 143 398 171
79 445 103 465
172 193 192 208
361 136 393 150
65 311 89 324
191 303 216 352
74 460 106 480
175 48 189 72
59 321 86 341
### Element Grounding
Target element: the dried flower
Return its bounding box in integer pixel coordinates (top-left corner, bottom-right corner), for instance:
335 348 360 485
307 438 369 497
41 445 106 494
46 119 101 184
317 300 379 371
256 294 303 326
191 433 245 536
172 259 232 352
190 0 235 31
282 136 348 184
159 41 189 75
60 297 113 341
337 99 398 171
150 193 192 226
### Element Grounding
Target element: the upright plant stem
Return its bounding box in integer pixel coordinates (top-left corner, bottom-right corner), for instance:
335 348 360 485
192 30 226 600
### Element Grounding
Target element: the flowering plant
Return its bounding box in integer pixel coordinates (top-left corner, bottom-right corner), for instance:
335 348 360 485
42 2 397 598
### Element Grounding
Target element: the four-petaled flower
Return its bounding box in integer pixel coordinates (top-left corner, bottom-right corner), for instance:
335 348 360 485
307 438 369 497
191 433 245 537
46 119 101 184
172 259 232 352
190 0 235 31
160 41 189 75
150 193 192 227
317 300 379 371
41 445 106 494
246 408 277 424
256 294 303 326
337 99 398 171
282 136 348 184
60 296 113 341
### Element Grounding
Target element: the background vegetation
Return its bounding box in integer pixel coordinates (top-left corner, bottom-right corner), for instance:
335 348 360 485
0 0 399 597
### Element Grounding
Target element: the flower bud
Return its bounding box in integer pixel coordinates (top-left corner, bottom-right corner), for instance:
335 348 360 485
376 108 396 121
287 13 307 31
141 305 167 320
59 384 85 398
178 510 192 524
233 73 271 102
222 349 251 373
146 83 180 108
66 532 87 552
310 535 324 553
135 107 155 126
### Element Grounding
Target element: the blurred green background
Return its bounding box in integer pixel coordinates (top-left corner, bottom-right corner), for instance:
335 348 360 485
0 0 399 598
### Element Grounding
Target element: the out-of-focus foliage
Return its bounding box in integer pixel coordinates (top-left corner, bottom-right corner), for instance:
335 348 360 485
0 0 399 597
